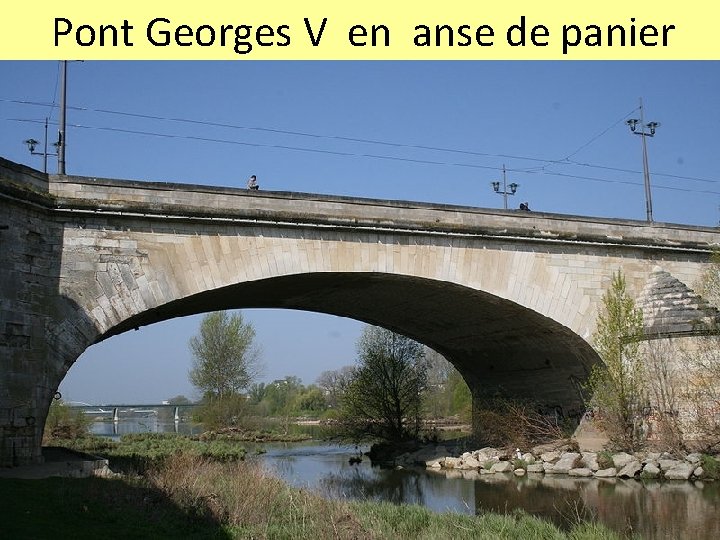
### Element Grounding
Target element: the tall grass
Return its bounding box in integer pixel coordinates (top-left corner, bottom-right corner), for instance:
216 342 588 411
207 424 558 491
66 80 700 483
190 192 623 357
147 454 623 540
149 453 366 539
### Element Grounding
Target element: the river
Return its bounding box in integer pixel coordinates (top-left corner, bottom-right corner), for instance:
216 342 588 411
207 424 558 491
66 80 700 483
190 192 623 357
91 419 720 539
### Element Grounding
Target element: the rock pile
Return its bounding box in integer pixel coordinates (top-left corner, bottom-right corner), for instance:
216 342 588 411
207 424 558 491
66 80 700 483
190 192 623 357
392 444 714 482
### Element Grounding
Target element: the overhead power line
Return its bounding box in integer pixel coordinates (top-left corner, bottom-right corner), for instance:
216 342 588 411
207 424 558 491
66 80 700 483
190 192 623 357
2 98 717 186
9 117 720 197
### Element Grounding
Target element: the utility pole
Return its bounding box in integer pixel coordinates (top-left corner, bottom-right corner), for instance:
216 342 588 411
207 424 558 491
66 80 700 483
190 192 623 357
58 60 68 175
626 98 659 223
491 164 518 210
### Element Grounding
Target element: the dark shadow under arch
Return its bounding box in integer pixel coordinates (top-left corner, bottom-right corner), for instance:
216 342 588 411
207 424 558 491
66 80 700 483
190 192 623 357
100 272 599 416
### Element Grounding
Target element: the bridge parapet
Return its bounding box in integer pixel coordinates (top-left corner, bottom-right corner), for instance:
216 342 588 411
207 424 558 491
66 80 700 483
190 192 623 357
0 157 49 191
47 173 718 254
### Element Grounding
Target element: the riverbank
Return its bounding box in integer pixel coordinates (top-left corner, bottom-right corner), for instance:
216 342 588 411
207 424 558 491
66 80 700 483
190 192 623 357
1 451 621 539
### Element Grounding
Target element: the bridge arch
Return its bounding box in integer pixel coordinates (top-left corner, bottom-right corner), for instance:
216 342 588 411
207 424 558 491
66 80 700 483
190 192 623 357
99 272 600 416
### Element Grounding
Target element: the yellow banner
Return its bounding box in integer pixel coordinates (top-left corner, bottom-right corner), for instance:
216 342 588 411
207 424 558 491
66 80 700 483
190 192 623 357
1 1 716 60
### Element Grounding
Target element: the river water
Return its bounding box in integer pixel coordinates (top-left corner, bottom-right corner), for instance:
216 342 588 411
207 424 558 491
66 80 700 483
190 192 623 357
91 419 720 539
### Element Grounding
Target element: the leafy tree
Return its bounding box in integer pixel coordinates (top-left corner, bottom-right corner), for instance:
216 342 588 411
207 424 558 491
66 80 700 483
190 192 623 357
294 387 327 414
586 271 647 451
189 311 262 401
422 348 471 420
449 371 472 420
341 325 427 441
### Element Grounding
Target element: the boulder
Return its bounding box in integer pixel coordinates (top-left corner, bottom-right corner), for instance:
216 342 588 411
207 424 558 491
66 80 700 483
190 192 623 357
617 460 642 478
664 462 695 480
444 457 462 469
460 457 481 470
540 451 561 463
659 459 682 471
612 452 635 469
642 463 661 478
514 469 526 476
521 452 535 464
526 463 545 473
426 458 444 469
474 447 501 462
693 466 704 479
581 452 600 471
569 467 593 477
490 461 513 473
686 453 703 465
594 468 617 478
552 452 581 474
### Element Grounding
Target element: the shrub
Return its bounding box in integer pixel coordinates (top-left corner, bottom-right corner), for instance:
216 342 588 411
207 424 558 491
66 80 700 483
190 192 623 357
43 400 90 442
597 450 614 470
473 397 565 448
701 454 720 480
193 394 254 430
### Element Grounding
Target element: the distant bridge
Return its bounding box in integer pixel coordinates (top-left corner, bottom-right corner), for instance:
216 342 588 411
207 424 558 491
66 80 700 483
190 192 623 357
67 403 199 422
2 156 718 466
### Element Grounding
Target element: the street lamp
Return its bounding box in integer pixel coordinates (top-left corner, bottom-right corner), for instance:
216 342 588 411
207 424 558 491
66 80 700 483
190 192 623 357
23 117 59 173
491 165 518 210
626 98 660 222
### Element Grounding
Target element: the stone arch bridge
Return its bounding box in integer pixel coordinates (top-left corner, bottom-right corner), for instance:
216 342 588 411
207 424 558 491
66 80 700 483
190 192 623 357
1 157 717 466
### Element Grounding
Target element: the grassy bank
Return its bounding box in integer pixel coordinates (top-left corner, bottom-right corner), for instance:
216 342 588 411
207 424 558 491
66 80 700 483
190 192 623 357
2 452 624 539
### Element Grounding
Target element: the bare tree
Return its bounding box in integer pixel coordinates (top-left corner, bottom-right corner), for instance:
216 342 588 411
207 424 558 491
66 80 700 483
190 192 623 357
316 366 355 409
643 339 685 453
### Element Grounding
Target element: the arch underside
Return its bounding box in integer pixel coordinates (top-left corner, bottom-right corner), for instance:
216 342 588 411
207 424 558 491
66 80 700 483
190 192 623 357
102 272 598 415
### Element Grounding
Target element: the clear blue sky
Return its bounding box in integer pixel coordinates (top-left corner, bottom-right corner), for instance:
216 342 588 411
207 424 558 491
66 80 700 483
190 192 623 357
2 61 719 404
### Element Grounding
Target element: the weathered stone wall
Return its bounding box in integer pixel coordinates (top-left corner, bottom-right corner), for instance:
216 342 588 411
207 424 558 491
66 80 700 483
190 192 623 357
640 335 720 444
0 160 97 466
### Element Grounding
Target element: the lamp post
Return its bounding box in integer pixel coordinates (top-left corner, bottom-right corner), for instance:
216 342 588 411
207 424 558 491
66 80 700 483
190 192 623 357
23 118 58 173
626 98 660 223
491 164 518 210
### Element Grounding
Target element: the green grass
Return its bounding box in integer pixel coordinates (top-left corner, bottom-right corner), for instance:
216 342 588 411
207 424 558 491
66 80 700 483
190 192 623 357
350 501 620 540
52 433 247 473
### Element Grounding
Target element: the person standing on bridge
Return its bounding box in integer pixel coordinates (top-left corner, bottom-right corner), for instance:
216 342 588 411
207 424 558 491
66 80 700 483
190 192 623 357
247 175 259 190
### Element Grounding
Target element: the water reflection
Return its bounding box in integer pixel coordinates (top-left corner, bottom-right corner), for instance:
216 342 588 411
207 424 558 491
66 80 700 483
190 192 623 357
89 417 203 437
260 442 720 540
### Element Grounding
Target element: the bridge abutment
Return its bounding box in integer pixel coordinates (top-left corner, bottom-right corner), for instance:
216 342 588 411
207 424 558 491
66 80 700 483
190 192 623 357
0 160 95 466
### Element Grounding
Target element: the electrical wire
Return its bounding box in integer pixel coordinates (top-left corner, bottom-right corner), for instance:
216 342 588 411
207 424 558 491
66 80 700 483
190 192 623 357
3 98 717 186
9 117 720 196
